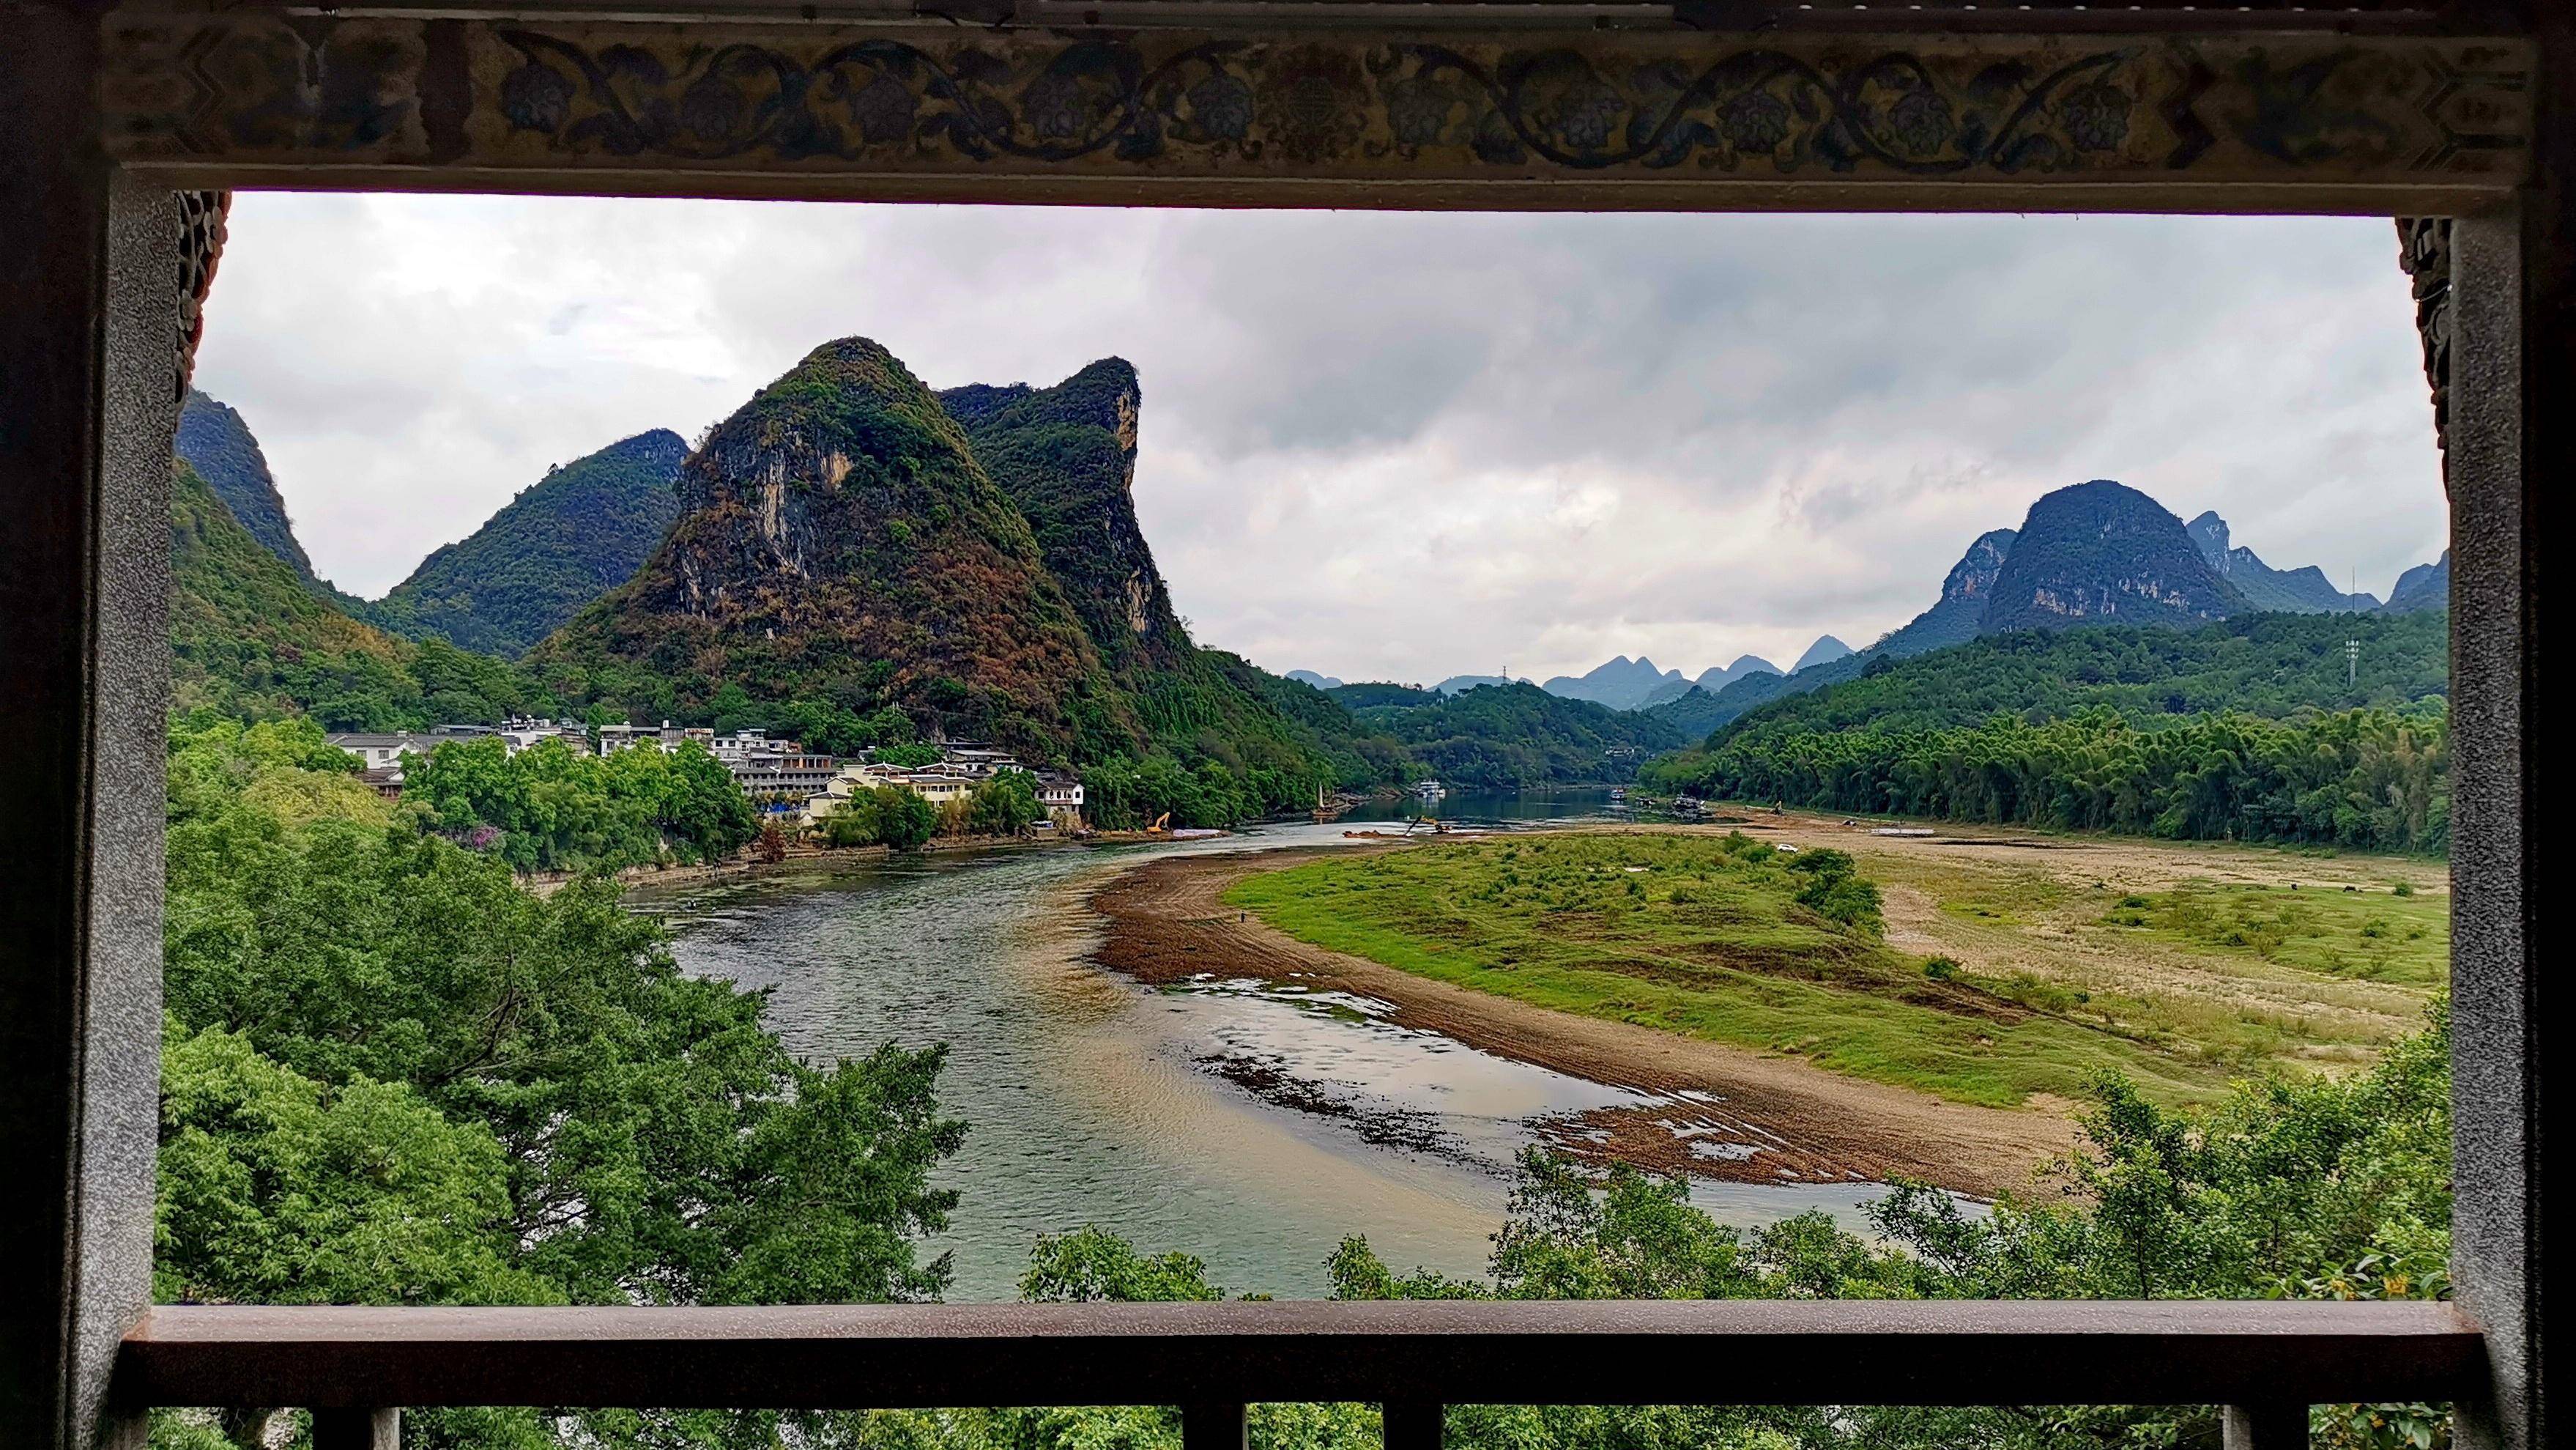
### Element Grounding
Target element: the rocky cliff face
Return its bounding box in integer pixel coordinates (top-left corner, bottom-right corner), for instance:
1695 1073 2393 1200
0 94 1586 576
532 337 1135 761
940 359 1180 669
1868 527 2018 658
1981 481 2244 633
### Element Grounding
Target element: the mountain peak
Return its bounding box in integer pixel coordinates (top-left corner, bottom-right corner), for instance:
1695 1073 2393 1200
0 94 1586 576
177 388 323 588
1792 635 1852 673
940 357 1141 459
2186 510 2230 559
946 359 1176 665
1980 479 2243 634
532 336 1129 761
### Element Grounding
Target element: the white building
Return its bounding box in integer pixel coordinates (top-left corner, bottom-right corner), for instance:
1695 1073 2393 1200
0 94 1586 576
326 732 430 770
597 721 713 756
1037 774 1085 827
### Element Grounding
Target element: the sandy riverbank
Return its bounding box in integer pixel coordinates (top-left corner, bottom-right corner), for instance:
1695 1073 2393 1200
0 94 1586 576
1087 846 2079 1199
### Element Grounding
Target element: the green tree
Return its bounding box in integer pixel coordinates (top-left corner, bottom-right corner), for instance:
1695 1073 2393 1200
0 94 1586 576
156 1018 556 1308
968 769 1042 837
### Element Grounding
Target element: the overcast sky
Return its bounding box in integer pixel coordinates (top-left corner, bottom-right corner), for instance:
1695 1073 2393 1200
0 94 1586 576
195 195 2445 687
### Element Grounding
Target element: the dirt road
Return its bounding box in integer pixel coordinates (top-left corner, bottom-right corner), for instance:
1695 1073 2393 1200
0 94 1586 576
1090 846 2078 1199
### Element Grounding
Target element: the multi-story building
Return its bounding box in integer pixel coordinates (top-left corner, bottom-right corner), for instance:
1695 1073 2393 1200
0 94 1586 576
729 751 841 802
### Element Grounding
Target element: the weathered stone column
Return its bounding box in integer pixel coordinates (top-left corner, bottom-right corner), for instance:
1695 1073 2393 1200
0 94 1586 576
0 10 179 1449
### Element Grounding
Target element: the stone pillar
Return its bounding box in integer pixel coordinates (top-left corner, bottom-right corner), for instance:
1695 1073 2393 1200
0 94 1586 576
0 10 179 1449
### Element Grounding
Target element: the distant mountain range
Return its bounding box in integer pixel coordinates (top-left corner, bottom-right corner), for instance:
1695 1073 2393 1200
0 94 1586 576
2186 511 2378 613
1315 483 2436 728
173 374 2446 796
1638 480 2446 739
1541 656 1685 711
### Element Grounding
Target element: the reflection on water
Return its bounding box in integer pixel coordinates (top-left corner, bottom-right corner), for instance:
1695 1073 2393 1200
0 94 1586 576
643 793 1894 1301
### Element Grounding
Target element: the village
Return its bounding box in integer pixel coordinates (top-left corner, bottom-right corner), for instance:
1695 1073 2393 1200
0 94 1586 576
324 719 1092 834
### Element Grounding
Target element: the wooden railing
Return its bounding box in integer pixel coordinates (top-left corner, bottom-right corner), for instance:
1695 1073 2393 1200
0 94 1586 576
119 1300 2485 1450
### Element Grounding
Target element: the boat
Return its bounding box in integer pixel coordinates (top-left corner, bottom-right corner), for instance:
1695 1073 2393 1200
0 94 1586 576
1414 778 1445 800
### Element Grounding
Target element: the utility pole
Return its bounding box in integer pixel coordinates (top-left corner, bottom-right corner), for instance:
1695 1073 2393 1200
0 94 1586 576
2347 637 2361 688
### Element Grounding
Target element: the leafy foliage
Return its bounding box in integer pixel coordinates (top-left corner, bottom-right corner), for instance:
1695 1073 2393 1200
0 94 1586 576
400 735 758 871
158 714 965 1447
821 784 940 851
374 431 687 658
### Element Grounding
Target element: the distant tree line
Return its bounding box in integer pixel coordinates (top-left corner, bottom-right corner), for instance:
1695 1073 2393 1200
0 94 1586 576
1642 706 2448 854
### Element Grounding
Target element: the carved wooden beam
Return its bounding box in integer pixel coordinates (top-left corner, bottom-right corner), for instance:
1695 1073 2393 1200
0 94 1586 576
97 12 2534 209
174 189 227 402
2398 215 2454 492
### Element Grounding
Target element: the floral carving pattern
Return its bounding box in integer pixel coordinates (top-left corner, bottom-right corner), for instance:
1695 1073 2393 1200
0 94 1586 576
99 17 2534 193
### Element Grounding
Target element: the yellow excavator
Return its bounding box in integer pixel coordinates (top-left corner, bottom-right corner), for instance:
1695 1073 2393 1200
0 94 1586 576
1146 812 1172 835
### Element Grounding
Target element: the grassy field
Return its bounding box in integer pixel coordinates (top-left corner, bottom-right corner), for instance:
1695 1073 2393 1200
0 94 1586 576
1224 826 2447 1110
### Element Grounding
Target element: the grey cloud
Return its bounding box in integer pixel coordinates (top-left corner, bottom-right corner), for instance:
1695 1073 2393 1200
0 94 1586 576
192 196 2441 683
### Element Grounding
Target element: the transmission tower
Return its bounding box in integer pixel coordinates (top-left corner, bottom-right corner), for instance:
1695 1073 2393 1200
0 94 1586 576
2347 637 2361 688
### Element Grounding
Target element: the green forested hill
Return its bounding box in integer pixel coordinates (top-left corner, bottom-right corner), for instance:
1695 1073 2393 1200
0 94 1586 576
1703 610 2446 744
1638 611 2450 852
171 459 536 728
175 389 372 615
374 429 686 657
1329 682 1444 711
177 390 317 583
1343 682 1682 790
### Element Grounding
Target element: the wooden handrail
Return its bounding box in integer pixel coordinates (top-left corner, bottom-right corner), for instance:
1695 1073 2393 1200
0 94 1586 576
120 1300 2484 1411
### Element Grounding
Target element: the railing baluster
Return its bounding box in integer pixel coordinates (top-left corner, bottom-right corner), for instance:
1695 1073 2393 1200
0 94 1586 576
1181 1400 1247 1450
2221 1402 2308 1450
308 1408 400 1450
1382 1399 1443 1450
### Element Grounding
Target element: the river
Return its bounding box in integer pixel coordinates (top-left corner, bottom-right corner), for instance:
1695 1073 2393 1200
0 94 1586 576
639 791 1896 1301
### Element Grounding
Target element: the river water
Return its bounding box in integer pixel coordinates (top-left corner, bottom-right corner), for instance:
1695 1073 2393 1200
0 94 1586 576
641 791 1893 1301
